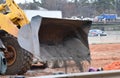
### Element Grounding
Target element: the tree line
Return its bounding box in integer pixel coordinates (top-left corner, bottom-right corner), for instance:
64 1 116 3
1 0 120 17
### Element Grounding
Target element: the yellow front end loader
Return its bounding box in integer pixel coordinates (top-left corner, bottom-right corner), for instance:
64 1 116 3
0 0 32 75
0 0 92 75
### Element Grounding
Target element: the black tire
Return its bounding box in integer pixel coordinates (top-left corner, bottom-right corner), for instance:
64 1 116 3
1 35 33 75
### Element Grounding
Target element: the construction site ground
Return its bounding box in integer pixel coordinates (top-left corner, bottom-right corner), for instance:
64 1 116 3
1 37 120 77
25 44 120 77
20 43 120 77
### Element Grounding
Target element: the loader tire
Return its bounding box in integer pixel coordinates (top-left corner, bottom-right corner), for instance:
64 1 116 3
1 35 33 75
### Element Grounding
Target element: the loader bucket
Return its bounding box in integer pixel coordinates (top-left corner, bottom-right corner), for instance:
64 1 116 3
18 15 92 69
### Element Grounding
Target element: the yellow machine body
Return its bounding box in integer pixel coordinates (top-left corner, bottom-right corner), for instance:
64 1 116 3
0 0 29 37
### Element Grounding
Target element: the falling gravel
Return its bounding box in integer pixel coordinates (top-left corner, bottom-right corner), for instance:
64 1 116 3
40 38 91 72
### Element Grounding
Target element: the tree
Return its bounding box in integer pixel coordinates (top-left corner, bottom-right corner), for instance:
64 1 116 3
92 0 116 14
72 0 94 17
116 0 120 16
0 0 4 4
33 0 93 17
40 0 67 10
18 3 39 10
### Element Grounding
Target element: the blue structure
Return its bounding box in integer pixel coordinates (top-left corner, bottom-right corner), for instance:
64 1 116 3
98 14 117 21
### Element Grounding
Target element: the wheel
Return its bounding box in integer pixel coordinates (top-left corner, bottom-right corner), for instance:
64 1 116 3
1 35 33 75
56 60 64 68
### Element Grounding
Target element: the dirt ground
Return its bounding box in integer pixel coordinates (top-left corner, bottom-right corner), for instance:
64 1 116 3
90 43 120 68
1 43 120 77
24 43 120 77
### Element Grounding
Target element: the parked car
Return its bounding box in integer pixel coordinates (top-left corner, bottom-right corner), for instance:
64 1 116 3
88 29 107 36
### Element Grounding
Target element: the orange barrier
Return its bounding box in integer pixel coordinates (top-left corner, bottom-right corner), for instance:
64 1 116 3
103 61 120 70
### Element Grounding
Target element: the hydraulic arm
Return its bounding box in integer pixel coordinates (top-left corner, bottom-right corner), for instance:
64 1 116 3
0 0 29 26
0 0 29 37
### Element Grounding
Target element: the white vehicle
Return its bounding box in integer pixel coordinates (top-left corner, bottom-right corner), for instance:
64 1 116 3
89 29 107 36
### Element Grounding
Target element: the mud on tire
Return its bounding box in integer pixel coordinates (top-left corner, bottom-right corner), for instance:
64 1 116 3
1 35 33 75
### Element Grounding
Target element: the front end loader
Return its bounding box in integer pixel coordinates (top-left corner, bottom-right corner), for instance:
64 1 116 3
0 0 32 75
0 0 92 75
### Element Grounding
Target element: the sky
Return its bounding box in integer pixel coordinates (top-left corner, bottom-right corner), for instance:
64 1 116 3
14 0 41 3
14 0 33 3
14 0 92 4
14 0 73 3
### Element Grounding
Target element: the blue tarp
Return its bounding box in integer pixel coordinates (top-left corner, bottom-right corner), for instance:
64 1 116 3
98 14 117 20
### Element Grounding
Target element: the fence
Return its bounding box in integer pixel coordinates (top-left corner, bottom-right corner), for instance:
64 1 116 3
88 35 120 44
92 23 120 31
29 70 120 78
